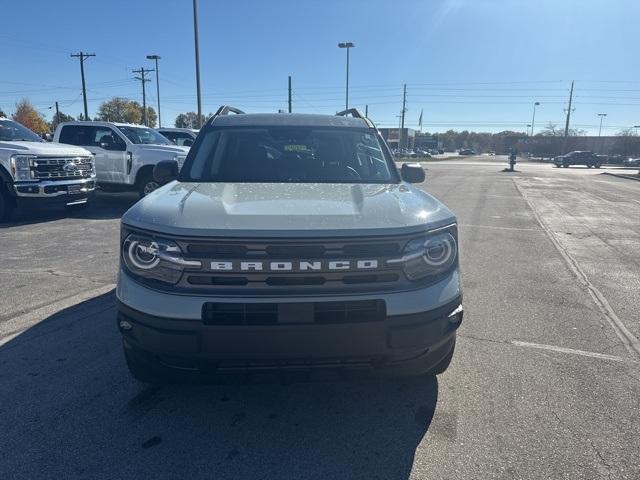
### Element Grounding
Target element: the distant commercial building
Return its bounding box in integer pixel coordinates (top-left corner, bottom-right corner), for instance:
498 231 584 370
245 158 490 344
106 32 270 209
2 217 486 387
378 128 416 149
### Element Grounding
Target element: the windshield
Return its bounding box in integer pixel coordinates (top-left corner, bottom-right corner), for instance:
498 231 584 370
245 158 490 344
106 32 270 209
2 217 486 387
117 126 171 145
0 120 43 142
181 127 398 183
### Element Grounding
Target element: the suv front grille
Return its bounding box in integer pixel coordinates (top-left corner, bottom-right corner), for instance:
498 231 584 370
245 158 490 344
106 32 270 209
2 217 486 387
169 235 414 295
32 156 94 180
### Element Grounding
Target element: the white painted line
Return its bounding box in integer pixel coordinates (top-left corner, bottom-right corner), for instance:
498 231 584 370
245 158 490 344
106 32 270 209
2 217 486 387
511 341 626 362
514 181 640 358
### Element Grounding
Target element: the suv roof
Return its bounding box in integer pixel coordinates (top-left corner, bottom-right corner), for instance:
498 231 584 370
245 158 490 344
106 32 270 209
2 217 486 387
211 112 371 129
57 121 150 128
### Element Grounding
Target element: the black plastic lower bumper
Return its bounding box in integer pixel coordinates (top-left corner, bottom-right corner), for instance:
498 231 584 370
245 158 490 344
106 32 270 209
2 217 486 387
117 296 462 376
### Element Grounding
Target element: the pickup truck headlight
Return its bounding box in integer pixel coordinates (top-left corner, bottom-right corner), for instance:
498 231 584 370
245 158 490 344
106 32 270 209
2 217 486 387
10 155 34 181
122 233 201 285
391 228 458 281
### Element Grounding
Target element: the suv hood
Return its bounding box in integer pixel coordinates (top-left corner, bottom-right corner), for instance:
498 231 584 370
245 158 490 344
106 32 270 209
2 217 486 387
0 141 92 156
123 182 457 237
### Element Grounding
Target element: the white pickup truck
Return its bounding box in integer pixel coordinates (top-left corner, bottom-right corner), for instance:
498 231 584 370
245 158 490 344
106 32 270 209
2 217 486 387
0 117 96 222
53 121 188 197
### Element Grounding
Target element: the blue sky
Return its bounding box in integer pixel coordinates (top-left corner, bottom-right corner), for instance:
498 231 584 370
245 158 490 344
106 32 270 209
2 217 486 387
2 0 639 134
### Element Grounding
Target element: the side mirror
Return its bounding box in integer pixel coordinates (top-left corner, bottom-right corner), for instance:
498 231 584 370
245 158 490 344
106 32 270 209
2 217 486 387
153 160 179 184
401 163 426 183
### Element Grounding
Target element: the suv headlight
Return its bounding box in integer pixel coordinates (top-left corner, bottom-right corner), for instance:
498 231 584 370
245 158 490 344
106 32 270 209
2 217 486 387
10 155 35 181
122 233 201 285
390 227 458 281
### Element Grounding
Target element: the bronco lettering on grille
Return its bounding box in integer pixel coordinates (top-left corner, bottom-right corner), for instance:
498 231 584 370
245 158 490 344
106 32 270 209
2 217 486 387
210 260 379 272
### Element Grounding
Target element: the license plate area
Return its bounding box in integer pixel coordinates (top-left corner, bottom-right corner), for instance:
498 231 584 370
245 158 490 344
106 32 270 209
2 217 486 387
202 300 386 326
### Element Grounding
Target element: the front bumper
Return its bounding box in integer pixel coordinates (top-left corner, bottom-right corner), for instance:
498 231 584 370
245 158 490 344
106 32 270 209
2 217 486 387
13 177 96 206
116 268 463 375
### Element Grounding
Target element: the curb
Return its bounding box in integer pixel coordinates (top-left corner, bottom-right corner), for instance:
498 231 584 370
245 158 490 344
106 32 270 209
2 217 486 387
602 172 640 182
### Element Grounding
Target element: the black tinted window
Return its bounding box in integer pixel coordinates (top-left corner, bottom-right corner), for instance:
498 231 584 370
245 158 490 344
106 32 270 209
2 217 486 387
182 127 398 184
59 125 94 146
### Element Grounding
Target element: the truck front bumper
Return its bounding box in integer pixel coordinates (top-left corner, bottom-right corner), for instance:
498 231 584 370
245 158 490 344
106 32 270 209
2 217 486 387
116 268 463 376
13 177 96 207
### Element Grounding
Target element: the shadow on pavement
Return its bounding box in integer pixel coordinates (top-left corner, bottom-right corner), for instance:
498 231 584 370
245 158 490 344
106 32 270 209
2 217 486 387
4 191 139 227
0 292 438 480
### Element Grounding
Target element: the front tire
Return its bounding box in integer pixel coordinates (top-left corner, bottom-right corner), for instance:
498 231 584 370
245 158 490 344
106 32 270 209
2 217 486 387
0 187 15 223
137 172 160 198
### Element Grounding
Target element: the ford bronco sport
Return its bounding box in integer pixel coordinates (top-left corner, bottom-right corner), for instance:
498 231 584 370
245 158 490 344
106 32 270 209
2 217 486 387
116 106 463 382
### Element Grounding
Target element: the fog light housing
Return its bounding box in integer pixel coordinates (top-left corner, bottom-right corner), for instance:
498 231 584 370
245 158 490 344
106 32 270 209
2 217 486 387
119 320 133 331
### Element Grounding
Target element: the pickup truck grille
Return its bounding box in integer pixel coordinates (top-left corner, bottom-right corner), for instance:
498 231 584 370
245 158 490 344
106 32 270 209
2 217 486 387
170 235 416 295
31 156 94 180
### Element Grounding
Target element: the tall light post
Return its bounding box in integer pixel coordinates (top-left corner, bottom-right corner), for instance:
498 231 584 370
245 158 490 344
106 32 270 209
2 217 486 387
146 55 161 127
338 42 354 110
598 113 607 137
192 0 203 128
530 102 540 136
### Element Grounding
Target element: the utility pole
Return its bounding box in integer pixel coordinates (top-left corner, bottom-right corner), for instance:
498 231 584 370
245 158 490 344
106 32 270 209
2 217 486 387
338 42 354 110
133 67 154 126
400 84 407 149
564 81 574 137
146 55 162 127
70 52 95 120
597 113 607 137
192 0 203 128
288 76 292 113
55 102 60 125
365 104 368 117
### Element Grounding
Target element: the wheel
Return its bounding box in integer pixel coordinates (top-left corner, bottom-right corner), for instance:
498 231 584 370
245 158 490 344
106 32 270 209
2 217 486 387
123 340 169 384
137 172 160 198
587 164 592 168
429 339 456 375
0 187 15 223
595 164 601 169
562 163 569 168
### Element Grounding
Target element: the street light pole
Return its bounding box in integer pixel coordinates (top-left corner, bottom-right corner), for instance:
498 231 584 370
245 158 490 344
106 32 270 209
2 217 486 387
193 0 203 128
530 102 540 136
146 55 161 128
338 42 354 110
598 113 607 137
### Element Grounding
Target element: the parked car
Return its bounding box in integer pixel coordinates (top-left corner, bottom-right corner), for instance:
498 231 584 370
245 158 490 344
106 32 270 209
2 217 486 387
0 116 96 221
415 150 432 158
53 121 189 197
156 128 198 147
458 149 475 155
553 151 601 168
624 157 640 167
116 106 462 383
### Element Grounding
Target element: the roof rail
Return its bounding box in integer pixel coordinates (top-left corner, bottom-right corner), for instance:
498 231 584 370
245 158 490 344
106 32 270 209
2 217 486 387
336 108 375 128
214 105 245 116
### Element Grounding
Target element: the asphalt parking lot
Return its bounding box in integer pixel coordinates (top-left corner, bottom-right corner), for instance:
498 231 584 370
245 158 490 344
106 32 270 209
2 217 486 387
1 158 639 479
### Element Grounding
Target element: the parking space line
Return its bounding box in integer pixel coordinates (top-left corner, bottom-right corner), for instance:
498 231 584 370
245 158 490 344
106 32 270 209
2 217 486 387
511 341 626 362
458 224 541 232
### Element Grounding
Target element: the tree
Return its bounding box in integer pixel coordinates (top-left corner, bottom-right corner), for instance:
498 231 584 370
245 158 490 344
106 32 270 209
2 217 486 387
175 111 207 128
539 121 586 137
96 97 141 124
12 99 50 135
50 111 75 131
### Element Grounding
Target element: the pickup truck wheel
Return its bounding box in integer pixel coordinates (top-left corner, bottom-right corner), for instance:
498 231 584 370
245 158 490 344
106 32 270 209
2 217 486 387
587 164 593 168
137 172 160 198
123 341 169 384
562 164 569 168
595 164 601 169
0 188 14 222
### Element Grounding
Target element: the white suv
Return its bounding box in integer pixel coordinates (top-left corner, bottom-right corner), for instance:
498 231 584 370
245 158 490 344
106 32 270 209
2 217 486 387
53 121 188 197
156 128 198 147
